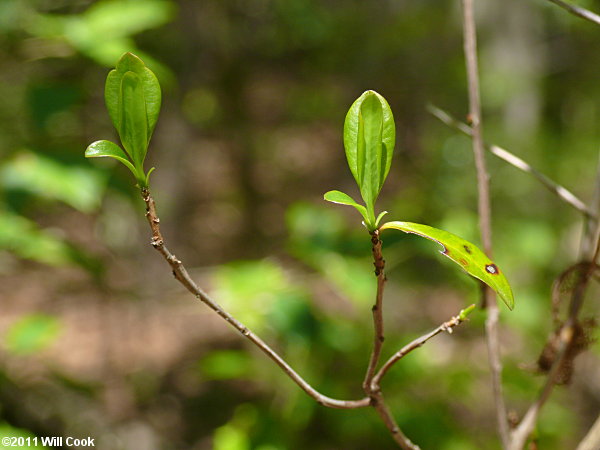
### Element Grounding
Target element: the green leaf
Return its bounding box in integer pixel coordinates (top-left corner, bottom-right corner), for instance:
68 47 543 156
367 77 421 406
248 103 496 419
119 71 148 170
375 210 388 227
5 314 62 355
324 190 369 223
343 90 395 216
85 140 139 179
1 150 106 213
199 350 252 380
380 221 514 310
0 209 75 266
105 52 161 141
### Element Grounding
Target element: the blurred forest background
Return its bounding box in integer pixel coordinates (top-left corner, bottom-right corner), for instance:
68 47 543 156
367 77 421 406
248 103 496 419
0 0 599 449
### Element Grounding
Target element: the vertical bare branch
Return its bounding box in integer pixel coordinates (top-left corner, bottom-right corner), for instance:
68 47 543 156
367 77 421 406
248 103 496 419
580 153 600 261
363 231 387 390
460 0 510 446
360 231 421 449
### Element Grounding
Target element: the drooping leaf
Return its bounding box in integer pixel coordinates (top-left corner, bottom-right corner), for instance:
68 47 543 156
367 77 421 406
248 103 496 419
380 221 514 310
119 71 148 169
105 52 161 140
324 190 368 222
343 90 395 212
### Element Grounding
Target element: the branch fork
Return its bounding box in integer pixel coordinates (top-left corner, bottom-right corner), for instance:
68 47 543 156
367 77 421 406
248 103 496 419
140 187 473 449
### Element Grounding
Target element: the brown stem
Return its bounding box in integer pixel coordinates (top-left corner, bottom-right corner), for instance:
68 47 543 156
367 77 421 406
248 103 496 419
371 390 421 450
359 230 422 449
460 0 510 446
140 188 370 409
366 306 473 450
363 230 386 392
371 306 474 389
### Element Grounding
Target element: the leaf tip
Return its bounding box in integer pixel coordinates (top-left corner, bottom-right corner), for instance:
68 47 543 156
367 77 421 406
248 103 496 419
502 291 515 311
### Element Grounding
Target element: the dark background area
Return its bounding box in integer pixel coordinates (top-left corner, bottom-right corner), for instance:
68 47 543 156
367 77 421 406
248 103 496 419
0 0 598 448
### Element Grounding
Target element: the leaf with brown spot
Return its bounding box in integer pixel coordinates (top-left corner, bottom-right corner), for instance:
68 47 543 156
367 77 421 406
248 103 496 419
380 221 515 310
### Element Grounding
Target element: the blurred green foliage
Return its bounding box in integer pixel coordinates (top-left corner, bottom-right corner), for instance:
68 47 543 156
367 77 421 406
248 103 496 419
2 150 106 213
0 0 598 449
0 423 45 449
5 314 61 355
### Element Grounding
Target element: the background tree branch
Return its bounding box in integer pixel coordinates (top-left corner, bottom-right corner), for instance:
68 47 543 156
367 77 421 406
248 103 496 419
460 0 510 446
545 0 600 26
428 105 594 219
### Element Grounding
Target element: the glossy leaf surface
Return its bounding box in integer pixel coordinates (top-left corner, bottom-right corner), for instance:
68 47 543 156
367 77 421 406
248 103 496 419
105 52 161 140
119 71 148 169
85 140 137 173
324 190 368 222
343 90 395 212
380 221 514 310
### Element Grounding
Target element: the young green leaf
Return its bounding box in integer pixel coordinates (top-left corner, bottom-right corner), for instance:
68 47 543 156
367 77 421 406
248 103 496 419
105 52 161 141
379 221 514 310
343 90 395 215
119 71 148 170
324 190 369 223
85 140 138 178
374 210 388 228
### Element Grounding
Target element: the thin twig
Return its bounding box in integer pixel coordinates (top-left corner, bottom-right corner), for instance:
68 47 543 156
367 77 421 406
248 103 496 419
371 390 421 450
460 0 510 447
366 305 475 450
510 279 592 448
509 321 573 450
428 105 595 219
363 231 387 391
545 0 600 27
141 188 370 410
371 305 475 388
511 243 599 448
576 412 600 450
580 153 600 260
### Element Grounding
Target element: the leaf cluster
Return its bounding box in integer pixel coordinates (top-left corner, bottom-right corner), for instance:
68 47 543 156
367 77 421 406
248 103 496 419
325 90 514 310
85 52 161 187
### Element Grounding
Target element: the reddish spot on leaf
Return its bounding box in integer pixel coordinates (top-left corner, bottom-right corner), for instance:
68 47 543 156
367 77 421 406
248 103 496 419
485 263 499 275
459 258 468 266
